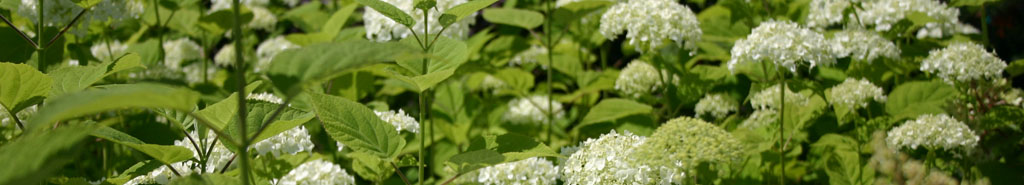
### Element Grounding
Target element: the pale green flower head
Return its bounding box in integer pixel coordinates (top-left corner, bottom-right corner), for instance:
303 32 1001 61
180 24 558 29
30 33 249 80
599 0 701 53
830 29 900 62
829 78 887 110
739 109 778 129
727 20 835 73
694 94 739 120
248 6 278 31
614 60 678 98
470 157 559 185
508 45 549 68
886 114 979 151
637 117 743 172
920 42 1006 84
273 159 356 185
561 131 678 185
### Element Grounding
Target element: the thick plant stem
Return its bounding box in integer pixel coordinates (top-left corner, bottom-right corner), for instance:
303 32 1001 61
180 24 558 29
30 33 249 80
230 0 252 184
778 74 786 185
544 0 555 145
418 94 426 185
36 0 44 72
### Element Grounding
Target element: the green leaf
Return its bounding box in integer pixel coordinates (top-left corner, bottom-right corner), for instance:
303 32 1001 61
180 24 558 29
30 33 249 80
389 35 469 92
286 3 359 46
356 0 416 26
198 9 254 35
446 149 504 173
1007 59 1024 77
0 63 52 114
439 0 498 27
494 68 535 94
71 0 103 8
267 40 419 94
465 133 560 162
282 2 330 32
0 124 98 185
168 173 241 185
0 27 35 63
309 93 406 159
91 126 194 165
26 83 200 130
47 53 145 97
481 8 544 29
193 82 262 130
579 98 653 126
885 81 956 120
222 101 314 147
106 53 145 76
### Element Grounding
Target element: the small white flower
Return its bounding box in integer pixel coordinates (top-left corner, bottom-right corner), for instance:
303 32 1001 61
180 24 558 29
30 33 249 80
375 109 420 133
829 78 887 109
363 0 476 41
0 105 36 128
480 74 507 91
247 92 284 104
91 40 128 62
162 38 204 70
473 157 559 185
255 36 300 73
886 114 979 151
750 84 809 110
251 126 315 157
614 60 678 98
561 131 664 185
830 29 900 62
920 41 1006 84
806 0 851 28
727 20 835 73
503 95 565 125
599 0 701 53
182 62 217 84
694 94 739 120
273 159 356 185
68 59 79 66
336 141 345 152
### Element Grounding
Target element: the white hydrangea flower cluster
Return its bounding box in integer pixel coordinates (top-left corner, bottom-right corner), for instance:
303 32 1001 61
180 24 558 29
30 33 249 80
637 117 743 175
375 109 420 133
19 0 144 36
741 85 809 129
247 92 284 104
272 159 356 185
727 20 835 73
363 0 476 41
252 126 315 157
471 157 559 185
503 95 566 125
213 44 250 67
694 94 739 120
830 29 900 62
561 131 674 185
829 78 886 109
91 40 128 62
162 38 204 70
599 0 701 53
806 0 852 28
124 131 235 185
740 109 778 129
920 42 1007 84
182 62 217 84
857 0 978 38
508 45 549 68
255 36 300 73
614 60 679 98
886 114 979 151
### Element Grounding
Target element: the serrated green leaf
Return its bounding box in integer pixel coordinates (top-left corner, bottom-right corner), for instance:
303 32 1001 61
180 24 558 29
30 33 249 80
447 149 504 173
0 62 52 115
106 53 145 76
439 0 498 27
389 35 469 92
885 81 956 120
222 101 314 149
267 40 419 94
91 126 194 165
481 8 544 29
494 68 534 94
579 98 653 126
26 83 200 130
0 124 98 185
310 93 405 159
286 3 359 46
356 0 416 26
465 133 560 162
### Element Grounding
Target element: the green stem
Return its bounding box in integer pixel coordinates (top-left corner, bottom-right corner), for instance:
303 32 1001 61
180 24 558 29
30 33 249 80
153 0 165 65
925 149 936 175
544 0 555 145
230 0 252 184
36 0 44 72
778 72 786 185
418 93 426 185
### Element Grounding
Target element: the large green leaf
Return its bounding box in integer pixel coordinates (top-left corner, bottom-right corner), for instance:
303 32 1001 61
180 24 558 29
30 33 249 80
481 8 545 29
198 8 254 35
356 0 415 26
579 98 653 126
0 62 52 114
465 133 560 162
267 40 419 94
193 82 262 130
439 0 498 27
91 126 194 165
446 149 504 174
286 3 359 46
885 81 956 120
47 53 145 97
222 101 314 148
26 83 200 130
494 68 534 94
389 35 469 92
0 124 98 185
309 93 405 159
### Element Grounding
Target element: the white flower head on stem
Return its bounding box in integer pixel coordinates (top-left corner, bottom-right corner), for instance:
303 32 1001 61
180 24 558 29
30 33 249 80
599 0 701 53
886 114 979 151
561 130 672 184
614 60 679 98
750 84 809 110
375 109 419 133
273 159 356 185
695 94 739 120
830 29 900 62
829 78 886 110
162 38 204 71
920 41 1006 84
91 40 128 62
806 0 851 28
251 126 315 157
727 20 835 73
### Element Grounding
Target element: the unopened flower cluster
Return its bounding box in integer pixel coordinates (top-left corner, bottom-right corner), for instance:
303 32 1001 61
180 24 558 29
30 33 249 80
252 126 315 157
162 38 204 71
830 29 900 62
255 36 300 73
599 0 701 53
470 157 559 185
363 0 476 41
920 42 1006 84
615 60 679 98
561 131 676 185
886 114 979 151
829 78 886 109
503 95 565 125
637 117 743 176
375 109 420 133
272 159 356 185
694 94 739 120
728 20 835 73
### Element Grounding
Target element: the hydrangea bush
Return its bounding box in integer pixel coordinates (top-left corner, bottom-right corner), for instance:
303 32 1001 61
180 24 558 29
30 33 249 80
0 0 1021 185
